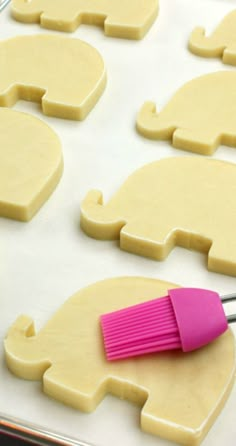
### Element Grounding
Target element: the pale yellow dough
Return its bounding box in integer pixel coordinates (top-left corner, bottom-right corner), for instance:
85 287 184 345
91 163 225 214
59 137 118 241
81 157 236 277
0 34 106 120
0 109 62 221
137 71 236 154
4 277 236 446
11 0 159 39
189 10 236 65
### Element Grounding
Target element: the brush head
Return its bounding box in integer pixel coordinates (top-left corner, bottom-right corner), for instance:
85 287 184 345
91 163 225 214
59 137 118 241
101 295 181 361
101 288 228 361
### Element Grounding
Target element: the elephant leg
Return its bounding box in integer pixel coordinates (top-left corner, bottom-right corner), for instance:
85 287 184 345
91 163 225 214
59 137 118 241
120 222 176 260
222 45 236 66
104 15 138 39
104 15 147 40
42 70 106 120
43 363 106 412
141 394 203 445
208 239 236 277
0 82 48 108
0 82 19 107
173 128 220 155
40 10 80 32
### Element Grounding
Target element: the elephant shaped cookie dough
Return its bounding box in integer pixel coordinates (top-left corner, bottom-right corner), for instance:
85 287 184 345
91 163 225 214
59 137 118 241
0 34 106 120
4 277 236 446
11 0 159 39
0 108 62 221
189 10 236 65
81 157 236 277
137 71 236 155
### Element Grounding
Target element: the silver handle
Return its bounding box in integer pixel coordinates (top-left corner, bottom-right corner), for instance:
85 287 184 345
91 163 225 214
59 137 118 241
0 413 92 446
0 0 11 13
221 293 236 323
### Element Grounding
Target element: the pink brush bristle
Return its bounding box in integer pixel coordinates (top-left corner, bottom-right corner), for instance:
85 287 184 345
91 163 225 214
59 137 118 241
101 295 181 361
101 288 229 361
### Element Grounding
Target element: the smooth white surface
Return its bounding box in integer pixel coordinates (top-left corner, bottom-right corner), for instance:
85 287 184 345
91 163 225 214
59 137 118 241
1 1 236 445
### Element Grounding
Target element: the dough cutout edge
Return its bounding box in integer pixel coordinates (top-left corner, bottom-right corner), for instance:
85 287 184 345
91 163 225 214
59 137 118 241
4 277 236 446
189 10 236 66
11 0 159 40
136 71 236 154
0 108 62 221
0 34 106 120
81 157 236 277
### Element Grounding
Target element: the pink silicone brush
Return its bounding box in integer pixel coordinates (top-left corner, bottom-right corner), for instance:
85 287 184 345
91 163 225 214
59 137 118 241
100 288 236 361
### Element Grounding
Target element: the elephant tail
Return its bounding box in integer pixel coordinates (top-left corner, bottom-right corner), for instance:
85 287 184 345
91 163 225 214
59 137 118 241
189 27 225 57
80 190 126 240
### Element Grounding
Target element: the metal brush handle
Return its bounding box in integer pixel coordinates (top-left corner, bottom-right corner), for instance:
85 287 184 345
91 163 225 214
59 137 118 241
0 0 10 12
0 413 92 446
221 293 236 324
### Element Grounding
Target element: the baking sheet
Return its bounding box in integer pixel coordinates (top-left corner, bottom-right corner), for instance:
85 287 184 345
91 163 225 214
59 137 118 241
1 1 236 445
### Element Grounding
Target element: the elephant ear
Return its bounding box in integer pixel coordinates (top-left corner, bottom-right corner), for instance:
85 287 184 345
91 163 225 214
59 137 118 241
0 109 63 221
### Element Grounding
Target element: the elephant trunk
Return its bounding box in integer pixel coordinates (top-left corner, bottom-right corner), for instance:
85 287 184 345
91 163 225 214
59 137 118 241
189 27 224 57
4 315 50 380
136 101 174 140
80 190 126 240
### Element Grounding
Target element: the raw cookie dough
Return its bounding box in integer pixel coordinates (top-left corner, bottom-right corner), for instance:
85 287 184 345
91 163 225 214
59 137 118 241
189 10 236 65
0 108 62 221
81 157 236 277
0 34 106 120
4 277 236 446
11 0 159 39
137 71 236 154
